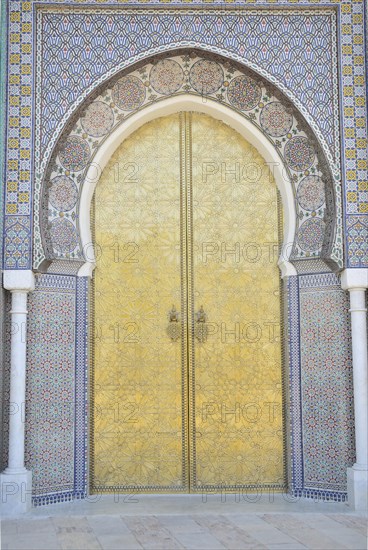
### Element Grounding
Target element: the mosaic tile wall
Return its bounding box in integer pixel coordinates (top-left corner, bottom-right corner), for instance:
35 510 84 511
289 272 355 501
24 274 87 505
2 0 367 270
35 9 339 159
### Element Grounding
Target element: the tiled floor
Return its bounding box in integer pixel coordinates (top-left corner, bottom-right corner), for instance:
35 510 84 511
1 495 367 549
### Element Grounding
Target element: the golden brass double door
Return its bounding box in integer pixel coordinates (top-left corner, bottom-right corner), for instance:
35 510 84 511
91 112 284 493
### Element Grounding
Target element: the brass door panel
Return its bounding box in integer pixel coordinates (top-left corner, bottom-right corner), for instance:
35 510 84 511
91 114 189 492
91 112 284 493
189 113 284 491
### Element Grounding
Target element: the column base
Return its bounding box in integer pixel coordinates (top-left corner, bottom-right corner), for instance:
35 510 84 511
347 467 368 511
0 469 32 515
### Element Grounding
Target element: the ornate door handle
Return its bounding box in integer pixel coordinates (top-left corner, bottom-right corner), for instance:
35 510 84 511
195 305 209 343
167 305 181 341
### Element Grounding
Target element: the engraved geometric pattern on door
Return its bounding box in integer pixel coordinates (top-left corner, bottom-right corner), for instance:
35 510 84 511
91 112 284 493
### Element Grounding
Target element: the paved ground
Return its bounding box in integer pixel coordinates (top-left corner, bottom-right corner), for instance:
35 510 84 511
1 495 367 549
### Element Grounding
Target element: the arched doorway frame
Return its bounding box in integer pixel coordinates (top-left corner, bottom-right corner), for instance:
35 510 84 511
79 95 297 278
36 50 341 272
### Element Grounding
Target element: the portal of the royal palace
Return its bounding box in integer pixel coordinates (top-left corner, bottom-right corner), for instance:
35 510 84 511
0 0 367 514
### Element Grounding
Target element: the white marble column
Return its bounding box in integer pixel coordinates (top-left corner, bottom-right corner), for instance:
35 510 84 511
1 270 35 514
341 268 368 511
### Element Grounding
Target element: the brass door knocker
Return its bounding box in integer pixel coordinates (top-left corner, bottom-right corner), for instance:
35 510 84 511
195 305 208 343
167 305 181 341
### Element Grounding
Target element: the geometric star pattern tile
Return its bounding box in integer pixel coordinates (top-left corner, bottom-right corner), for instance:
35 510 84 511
346 215 368 267
290 273 355 501
24 274 88 506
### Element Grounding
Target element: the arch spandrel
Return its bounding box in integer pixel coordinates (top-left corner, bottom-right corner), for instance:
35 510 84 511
35 51 342 273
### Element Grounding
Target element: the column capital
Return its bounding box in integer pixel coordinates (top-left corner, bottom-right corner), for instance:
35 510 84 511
78 261 96 278
278 258 297 278
2 270 35 292
341 268 368 291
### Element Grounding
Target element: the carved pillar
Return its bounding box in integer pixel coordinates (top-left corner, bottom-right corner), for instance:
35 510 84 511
1 271 35 514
